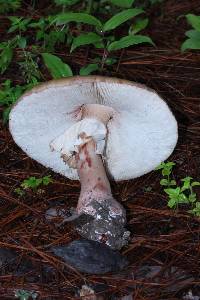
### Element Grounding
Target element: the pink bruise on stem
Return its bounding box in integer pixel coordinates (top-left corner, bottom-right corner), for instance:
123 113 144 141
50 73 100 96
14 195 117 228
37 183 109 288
75 137 123 217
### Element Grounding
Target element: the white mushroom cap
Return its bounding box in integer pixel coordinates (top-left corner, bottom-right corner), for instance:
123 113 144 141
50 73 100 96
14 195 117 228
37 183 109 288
9 76 178 181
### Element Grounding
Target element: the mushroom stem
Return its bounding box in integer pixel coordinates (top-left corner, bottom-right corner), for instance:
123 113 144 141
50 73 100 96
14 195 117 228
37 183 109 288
49 104 130 249
75 139 112 214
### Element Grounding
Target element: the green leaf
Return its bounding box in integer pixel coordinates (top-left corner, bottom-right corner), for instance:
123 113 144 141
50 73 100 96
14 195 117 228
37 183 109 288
167 198 176 209
160 179 169 186
186 14 200 32
0 47 13 74
17 36 27 48
155 162 165 170
185 29 200 39
70 32 102 52
181 176 193 191
129 18 149 35
182 176 193 182
107 34 154 51
14 187 25 197
191 181 200 187
42 175 53 185
182 38 200 51
162 168 171 176
21 177 42 189
178 193 189 204
189 202 200 216
42 53 73 78
8 25 19 33
189 193 197 203
109 0 135 8
164 187 180 197
3 107 11 124
79 63 99 75
156 161 176 176
169 180 176 186
55 13 102 29
103 8 143 32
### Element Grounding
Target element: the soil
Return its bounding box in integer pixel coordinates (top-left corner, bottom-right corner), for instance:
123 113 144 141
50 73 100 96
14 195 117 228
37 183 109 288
0 0 200 299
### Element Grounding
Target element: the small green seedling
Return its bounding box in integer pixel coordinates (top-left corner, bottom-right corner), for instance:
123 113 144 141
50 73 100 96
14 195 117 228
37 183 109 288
181 14 200 52
189 202 200 217
155 161 176 187
143 186 152 192
15 175 53 195
8 16 31 33
156 161 200 215
15 289 38 300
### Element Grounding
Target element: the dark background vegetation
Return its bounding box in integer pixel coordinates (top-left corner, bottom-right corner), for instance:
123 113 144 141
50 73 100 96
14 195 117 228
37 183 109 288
0 0 200 299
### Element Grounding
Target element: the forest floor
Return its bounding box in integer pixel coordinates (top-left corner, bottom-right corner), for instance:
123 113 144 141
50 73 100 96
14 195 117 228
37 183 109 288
0 0 200 299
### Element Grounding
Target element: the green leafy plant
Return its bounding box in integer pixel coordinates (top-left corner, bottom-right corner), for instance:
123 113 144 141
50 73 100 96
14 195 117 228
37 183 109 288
181 14 200 52
0 41 13 75
0 80 37 124
15 175 53 195
55 8 154 55
70 32 102 52
80 63 99 75
0 0 21 13
18 51 42 84
189 202 200 217
129 17 149 34
42 53 73 78
8 16 31 33
156 162 200 215
29 17 67 52
55 12 102 28
15 289 38 300
0 35 28 74
155 161 176 187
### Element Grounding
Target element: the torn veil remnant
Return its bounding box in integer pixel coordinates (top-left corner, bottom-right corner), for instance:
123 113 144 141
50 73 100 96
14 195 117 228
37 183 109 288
9 76 178 252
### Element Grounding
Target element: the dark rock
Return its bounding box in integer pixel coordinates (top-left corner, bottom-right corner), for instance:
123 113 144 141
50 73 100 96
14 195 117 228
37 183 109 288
51 239 128 274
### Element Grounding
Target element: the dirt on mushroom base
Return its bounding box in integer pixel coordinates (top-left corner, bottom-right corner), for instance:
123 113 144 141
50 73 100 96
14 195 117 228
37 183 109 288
0 0 200 299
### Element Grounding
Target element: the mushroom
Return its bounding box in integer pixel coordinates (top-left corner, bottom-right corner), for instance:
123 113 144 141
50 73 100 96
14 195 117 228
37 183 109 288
9 76 178 250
